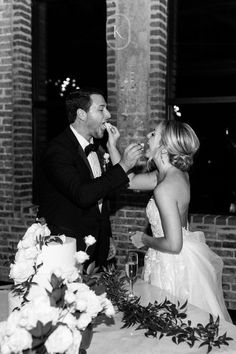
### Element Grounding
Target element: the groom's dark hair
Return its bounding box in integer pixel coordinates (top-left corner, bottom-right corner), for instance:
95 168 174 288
65 87 105 123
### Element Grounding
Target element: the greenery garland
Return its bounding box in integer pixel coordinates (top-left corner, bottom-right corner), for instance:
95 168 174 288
100 267 233 354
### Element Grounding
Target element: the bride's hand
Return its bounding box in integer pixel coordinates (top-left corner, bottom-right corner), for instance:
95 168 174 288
130 231 145 249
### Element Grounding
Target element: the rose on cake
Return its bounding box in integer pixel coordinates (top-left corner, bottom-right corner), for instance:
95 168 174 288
9 222 51 285
0 223 115 354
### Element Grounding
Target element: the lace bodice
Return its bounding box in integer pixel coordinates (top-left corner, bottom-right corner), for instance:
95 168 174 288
146 197 205 242
146 197 164 238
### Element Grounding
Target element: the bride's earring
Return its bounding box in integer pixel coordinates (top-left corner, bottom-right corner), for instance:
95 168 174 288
160 148 168 164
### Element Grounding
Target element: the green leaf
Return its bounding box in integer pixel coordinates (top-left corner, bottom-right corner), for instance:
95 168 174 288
199 340 210 348
30 321 53 338
87 261 96 275
179 299 188 310
207 344 213 353
50 273 62 289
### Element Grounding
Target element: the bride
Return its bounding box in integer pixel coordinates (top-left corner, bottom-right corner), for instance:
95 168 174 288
106 120 231 322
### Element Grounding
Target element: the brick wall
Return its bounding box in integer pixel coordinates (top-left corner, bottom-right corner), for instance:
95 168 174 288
106 0 168 261
0 0 35 281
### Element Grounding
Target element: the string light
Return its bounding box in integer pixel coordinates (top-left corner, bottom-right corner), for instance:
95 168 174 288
173 105 182 117
45 77 80 97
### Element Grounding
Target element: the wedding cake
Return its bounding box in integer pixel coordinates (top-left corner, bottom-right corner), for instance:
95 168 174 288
8 222 77 312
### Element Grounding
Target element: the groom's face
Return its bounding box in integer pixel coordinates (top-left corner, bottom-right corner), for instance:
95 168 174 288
86 94 111 139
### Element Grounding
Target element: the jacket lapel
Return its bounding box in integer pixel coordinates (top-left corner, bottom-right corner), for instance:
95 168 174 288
65 127 94 177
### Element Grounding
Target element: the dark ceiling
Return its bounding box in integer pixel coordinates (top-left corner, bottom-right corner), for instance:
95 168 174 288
46 0 107 90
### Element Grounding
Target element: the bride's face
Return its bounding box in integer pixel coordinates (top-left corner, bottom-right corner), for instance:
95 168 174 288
145 126 162 159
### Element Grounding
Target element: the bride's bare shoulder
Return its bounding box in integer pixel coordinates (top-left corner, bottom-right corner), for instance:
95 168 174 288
155 171 189 199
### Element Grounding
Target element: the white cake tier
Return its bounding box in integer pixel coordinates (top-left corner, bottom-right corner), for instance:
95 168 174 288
37 236 76 274
9 236 77 312
8 284 47 313
34 236 77 290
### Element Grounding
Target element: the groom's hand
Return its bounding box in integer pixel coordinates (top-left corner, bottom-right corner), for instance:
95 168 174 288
106 123 120 148
119 143 143 172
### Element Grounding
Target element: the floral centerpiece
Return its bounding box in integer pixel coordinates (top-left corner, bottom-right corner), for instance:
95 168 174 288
0 223 114 354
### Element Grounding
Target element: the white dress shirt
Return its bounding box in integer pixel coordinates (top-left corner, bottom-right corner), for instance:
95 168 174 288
70 125 102 211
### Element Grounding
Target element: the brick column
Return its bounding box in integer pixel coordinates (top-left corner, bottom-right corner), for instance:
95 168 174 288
106 0 168 266
0 0 35 280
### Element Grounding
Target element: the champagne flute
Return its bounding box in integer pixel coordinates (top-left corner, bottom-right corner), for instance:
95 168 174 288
125 252 138 298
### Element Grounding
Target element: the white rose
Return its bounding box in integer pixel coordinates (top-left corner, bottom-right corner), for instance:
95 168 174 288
9 260 35 283
74 251 89 265
65 266 80 283
29 293 50 308
5 310 22 335
22 304 60 329
35 305 60 326
74 297 87 312
23 223 42 239
76 313 92 330
19 305 39 330
32 223 51 237
101 297 115 317
23 223 51 243
15 247 38 262
0 342 10 354
84 235 96 247
20 295 60 328
64 290 76 305
67 282 90 294
83 291 103 318
45 325 73 354
75 290 102 318
17 237 37 249
1 328 32 354
66 328 82 354
23 284 47 305
61 312 77 329
0 320 6 339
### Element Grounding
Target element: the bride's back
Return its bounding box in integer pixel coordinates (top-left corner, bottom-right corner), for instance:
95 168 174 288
158 168 190 229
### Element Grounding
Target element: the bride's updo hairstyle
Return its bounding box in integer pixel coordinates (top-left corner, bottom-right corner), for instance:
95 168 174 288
160 120 200 172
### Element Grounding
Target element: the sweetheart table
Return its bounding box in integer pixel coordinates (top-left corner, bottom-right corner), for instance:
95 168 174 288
1 280 236 354
90 279 236 354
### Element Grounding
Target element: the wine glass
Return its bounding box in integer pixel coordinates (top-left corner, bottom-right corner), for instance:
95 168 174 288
125 252 138 298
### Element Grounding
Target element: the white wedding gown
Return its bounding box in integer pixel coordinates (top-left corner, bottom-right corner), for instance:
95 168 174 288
143 197 232 322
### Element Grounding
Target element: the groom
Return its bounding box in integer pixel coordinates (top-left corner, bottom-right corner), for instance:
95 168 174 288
37 88 143 267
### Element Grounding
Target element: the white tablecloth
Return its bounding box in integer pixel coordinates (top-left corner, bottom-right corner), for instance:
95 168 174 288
89 280 236 354
1 281 236 354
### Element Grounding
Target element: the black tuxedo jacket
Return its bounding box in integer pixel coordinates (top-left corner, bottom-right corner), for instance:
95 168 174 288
37 127 129 266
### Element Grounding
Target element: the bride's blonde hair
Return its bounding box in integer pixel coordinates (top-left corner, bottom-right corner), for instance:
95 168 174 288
155 120 200 172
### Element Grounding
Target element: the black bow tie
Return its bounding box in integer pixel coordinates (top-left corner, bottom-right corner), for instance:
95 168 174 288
84 143 98 156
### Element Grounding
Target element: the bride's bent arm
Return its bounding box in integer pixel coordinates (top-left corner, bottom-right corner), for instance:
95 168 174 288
142 185 183 254
107 132 158 191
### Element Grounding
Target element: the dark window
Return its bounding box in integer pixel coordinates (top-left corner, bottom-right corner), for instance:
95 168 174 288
32 0 107 202
168 0 236 215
